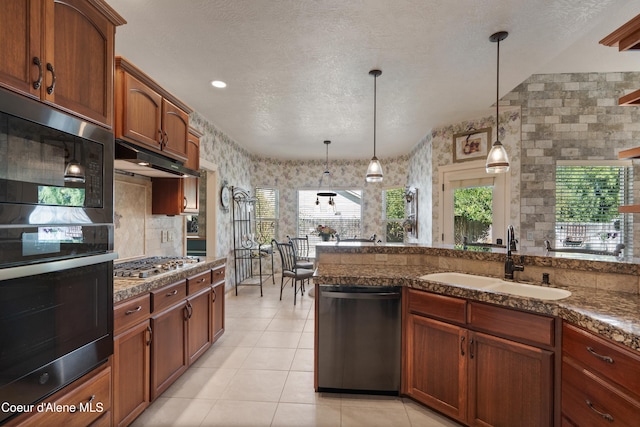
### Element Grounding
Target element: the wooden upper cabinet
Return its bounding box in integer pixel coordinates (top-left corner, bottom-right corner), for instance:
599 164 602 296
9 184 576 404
0 0 125 127
118 70 163 150
161 98 189 161
185 127 202 171
0 0 42 98
601 14 640 109
115 57 192 162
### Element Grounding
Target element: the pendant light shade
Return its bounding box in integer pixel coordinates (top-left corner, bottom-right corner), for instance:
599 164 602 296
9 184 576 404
316 140 337 206
486 31 510 174
366 69 383 183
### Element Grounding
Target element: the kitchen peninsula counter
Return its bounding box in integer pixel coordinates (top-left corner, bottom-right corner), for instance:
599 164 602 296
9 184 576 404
113 256 226 303
314 244 640 352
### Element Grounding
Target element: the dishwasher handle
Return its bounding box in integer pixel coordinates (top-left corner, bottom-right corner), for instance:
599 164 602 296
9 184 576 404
321 290 401 300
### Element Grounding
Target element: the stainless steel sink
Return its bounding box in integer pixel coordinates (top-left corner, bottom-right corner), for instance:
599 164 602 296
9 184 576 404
420 272 571 301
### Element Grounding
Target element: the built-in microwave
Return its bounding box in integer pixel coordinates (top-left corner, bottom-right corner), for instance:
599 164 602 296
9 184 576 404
0 88 114 268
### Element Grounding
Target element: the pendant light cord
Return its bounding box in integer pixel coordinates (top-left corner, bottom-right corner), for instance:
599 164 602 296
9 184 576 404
496 37 500 135
373 74 377 157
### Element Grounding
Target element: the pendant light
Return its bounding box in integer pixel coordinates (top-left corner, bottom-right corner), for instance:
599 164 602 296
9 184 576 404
365 69 383 183
316 140 336 207
486 31 510 174
64 139 86 183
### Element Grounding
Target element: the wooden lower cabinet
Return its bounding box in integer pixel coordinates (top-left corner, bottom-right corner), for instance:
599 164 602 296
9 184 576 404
468 331 553 427
113 320 151 427
150 300 188 400
187 287 212 365
212 281 225 343
405 314 467 420
211 266 226 343
6 362 112 427
561 322 640 426
403 288 556 427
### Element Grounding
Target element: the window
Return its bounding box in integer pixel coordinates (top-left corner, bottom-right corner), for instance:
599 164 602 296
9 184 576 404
297 189 362 249
555 161 633 256
255 187 278 244
440 161 509 246
383 188 405 243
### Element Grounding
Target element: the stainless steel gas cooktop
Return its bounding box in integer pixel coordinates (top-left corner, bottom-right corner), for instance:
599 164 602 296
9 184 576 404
114 256 201 278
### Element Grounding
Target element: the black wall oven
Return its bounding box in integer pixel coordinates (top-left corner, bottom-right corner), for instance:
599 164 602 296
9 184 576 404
0 88 115 424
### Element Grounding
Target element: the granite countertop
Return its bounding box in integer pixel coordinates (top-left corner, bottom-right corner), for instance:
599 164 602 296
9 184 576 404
113 256 226 303
314 264 640 352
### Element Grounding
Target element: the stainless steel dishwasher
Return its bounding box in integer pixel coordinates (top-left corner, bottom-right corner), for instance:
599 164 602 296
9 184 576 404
317 285 401 394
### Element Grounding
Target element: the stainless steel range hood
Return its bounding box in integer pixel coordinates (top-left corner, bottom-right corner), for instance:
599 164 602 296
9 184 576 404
115 139 199 178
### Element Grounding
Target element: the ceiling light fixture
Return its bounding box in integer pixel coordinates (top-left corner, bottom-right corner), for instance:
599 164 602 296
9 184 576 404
316 140 337 207
211 80 227 88
486 31 510 174
365 69 383 183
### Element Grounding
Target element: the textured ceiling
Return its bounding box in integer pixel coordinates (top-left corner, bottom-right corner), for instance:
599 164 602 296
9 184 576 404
108 0 640 161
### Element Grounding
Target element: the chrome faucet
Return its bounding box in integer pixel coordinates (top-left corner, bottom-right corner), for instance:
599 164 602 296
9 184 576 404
505 225 524 280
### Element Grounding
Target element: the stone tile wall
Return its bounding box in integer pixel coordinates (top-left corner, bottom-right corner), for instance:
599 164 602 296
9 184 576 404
503 72 640 254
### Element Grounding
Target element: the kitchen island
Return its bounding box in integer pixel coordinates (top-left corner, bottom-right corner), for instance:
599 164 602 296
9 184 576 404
313 243 640 426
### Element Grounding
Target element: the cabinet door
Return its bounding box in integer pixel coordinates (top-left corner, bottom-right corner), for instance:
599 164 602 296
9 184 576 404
468 331 553 427
183 177 199 213
119 71 163 150
405 314 468 421
185 128 200 171
212 281 225 343
0 0 41 98
161 98 189 161
187 288 212 365
150 302 187 400
46 0 115 126
113 320 151 427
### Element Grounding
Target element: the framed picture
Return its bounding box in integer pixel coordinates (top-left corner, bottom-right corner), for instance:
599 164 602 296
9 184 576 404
453 127 491 163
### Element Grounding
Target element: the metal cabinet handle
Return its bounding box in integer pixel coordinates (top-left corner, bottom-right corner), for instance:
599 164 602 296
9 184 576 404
32 57 42 89
125 306 142 315
184 197 188 209
460 336 465 356
586 346 614 364
184 302 193 320
46 63 56 94
146 325 152 346
585 399 614 422
166 289 178 297
158 129 163 145
87 394 96 403
212 287 217 303
469 338 475 359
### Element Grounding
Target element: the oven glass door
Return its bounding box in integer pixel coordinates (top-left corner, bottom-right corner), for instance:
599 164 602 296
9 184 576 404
0 260 113 422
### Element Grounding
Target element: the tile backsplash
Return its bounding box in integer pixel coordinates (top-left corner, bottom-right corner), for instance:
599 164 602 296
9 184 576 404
114 173 184 260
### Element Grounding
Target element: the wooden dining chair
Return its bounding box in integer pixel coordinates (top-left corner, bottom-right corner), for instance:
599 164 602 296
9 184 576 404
272 239 314 305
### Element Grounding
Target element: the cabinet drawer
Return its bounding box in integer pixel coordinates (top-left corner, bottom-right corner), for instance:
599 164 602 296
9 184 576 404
211 265 226 286
407 289 466 324
114 293 151 335
17 364 111 427
187 270 212 294
563 322 640 397
151 280 187 312
562 358 640 426
468 301 555 347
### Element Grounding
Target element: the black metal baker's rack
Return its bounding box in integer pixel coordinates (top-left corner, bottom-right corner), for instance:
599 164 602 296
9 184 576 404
231 186 274 296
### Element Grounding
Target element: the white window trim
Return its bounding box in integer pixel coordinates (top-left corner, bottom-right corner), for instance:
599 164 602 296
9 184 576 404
439 160 510 245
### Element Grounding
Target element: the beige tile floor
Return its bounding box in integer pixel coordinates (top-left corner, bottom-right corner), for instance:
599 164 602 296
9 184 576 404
131 277 461 427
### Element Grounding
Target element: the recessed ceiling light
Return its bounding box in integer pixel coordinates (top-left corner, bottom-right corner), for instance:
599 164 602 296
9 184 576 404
211 80 227 88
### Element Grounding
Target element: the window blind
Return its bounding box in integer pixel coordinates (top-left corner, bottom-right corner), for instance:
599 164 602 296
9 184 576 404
555 162 632 255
